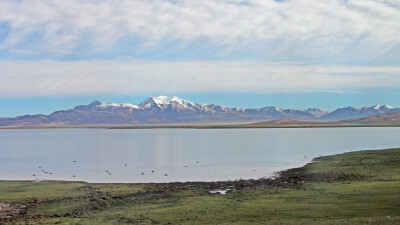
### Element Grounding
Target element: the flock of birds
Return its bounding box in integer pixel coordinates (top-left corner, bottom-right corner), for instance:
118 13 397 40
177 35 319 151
32 160 201 179
31 158 308 181
32 161 80 178
32 166 53 177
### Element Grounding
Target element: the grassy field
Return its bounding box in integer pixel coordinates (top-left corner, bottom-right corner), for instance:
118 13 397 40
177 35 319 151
1 149 400 224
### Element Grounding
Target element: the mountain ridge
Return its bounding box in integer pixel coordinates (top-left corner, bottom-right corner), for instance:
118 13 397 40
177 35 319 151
321 104 400 121
0 96 398 126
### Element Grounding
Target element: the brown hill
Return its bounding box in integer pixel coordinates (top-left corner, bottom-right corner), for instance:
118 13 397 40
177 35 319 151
249 113 400 127
341 112 400 124
249 119 320 126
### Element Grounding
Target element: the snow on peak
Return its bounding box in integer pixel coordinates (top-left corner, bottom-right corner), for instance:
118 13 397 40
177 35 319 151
98 102 138 109
306 108 328 112
151 96 185 105
305 108 329 118
373 104 394 110
139 96 195 109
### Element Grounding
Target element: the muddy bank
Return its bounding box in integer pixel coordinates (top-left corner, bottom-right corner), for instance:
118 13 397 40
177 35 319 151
121 160 320 194
140 156 368 193
0 202 28 222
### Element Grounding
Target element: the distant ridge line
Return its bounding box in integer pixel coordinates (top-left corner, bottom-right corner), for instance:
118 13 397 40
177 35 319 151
0 96 399 126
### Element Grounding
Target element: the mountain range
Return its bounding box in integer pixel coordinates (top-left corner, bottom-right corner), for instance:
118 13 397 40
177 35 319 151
0 96 399 126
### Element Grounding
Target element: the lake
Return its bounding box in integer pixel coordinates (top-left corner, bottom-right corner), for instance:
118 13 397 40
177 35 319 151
1 127 400 183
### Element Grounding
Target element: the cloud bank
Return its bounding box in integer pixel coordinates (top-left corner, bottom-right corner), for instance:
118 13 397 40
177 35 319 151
0 60 399 97
1 1 399 98
0 0 399 63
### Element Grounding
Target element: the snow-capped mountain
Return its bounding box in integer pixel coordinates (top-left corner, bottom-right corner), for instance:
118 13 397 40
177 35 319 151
73 100 139 112
138 96 211 113
98 102 138 109
305 108 329 118
139 96 188 109
321 105 400 121
0 96 398 126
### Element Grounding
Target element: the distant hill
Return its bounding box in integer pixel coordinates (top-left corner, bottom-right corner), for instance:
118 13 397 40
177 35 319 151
249 112 400 127
304 108 329 117
320 105 400 121
341 112 400 124
0 96 399 127
249 119 319 126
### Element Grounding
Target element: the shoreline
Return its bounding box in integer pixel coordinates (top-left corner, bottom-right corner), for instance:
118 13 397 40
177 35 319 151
0 157 315 190
0 147 392 188
2 148 400 224
1 124 400 130
0 157 314 185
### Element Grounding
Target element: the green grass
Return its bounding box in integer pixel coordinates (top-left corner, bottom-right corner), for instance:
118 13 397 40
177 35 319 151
0 181 87 202
2 149 400 224
282 148 400 182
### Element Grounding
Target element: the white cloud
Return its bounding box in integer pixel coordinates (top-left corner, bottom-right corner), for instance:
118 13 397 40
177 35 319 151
0 59 399 97
9 48 40 55
0 0 399 62
1 1 399 97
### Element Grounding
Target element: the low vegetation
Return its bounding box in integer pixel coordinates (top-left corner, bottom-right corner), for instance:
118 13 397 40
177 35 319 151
1 149 400 224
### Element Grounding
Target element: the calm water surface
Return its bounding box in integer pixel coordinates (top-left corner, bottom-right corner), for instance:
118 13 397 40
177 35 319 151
1 127 400 183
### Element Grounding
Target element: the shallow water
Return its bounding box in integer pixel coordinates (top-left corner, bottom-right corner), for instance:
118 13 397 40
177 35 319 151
1 127 400 183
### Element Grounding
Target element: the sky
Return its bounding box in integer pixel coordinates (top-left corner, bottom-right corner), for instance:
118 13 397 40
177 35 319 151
0 0 400 117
